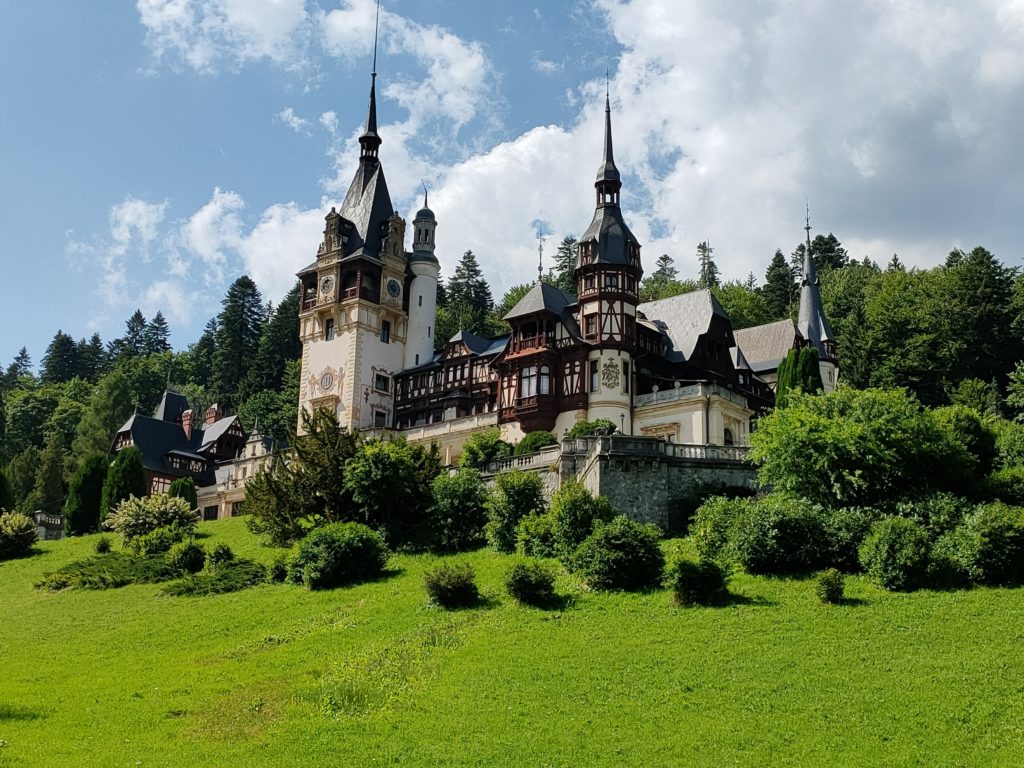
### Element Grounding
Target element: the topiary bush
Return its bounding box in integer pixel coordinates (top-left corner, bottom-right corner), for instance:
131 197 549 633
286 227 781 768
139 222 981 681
858 517 930 591
572 516 664 591
815 568 845 604
165 540 205 574
504 558 557 606
207 543 236 569
427 468 489 552
665 554 728 606
485 470 546 553
104 494 198 543
94 535 113 554
423 561 479 608
287 522 389 590
130 524 188 557
0 512 37 560
515 512 557 558
935 503 1024 586
550 480 617 563
727 494 828 575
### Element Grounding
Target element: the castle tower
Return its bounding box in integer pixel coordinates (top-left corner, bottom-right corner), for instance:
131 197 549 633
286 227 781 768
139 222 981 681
574 92 643 432
797 213 839 390
295 66 410 432
404 191 440 369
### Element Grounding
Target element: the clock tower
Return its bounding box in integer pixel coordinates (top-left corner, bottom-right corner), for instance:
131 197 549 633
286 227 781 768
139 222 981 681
295 71 412 432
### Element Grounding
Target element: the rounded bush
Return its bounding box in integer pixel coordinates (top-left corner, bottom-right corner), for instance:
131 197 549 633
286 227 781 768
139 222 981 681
287 523 389 590
984 467 1024 506
0 512 37 560
94 535 113 554
858 517 930 591
427 468 488 552
690 496 752 561
104 494 198 543
893 493 969 540
504 559 557 606
267 554 289 583
550 480 616 561
423 561 479 608
821 506 878 571
130 524 187 557
514 431 558 456
165 540 205 574
572 516 664 591
207 543 236 569
665 554 727 606
486 470 546 554
515 513 557 558
942 503 1024 586
815 568 845 604
728 495 827 575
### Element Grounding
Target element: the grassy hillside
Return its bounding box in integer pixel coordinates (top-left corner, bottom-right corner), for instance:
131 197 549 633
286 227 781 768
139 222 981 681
1 517 1022 767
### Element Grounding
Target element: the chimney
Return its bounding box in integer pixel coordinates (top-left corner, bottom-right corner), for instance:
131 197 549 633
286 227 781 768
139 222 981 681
204 403 221 426
182 409 193 440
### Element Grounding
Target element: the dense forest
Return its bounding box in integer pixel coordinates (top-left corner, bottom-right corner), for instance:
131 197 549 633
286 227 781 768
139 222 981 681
3 232 1024 521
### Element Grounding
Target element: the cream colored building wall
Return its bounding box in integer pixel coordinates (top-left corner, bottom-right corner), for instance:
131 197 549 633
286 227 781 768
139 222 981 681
633 390 752 446
586 349 632 433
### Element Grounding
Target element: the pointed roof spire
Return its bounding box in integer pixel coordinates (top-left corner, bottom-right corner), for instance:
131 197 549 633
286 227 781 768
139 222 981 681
596 80 621 186
358 1 382 158
797 203 836 360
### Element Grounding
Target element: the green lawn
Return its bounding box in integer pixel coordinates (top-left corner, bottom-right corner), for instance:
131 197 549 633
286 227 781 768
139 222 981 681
2 517 1022 767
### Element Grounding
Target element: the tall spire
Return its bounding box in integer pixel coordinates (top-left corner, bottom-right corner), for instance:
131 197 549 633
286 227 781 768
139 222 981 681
358 0 382 159
797 203 836 360
595 82 621 206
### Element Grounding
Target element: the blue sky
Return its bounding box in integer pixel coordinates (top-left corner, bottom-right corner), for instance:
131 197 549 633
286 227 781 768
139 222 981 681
2 0 1023 369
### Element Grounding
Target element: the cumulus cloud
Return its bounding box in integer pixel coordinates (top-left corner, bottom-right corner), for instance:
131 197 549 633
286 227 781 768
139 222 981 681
275 106 311 134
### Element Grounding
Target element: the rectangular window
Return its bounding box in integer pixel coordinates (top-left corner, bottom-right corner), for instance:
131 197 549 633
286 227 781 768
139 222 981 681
604 273 619 289
324 318 335 341
151 476 170 494
203 506 218 521
418 295 423 307
380 320 391 343
374 373 391 393
623 362 630 393
590 360 599 392
584 275 595 291
520 365 537 397
373 410 387 429
584 314 597 337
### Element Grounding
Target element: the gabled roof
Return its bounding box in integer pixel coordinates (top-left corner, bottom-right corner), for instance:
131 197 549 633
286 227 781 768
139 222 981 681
733 319 799 373
447 329 492 355
637 289 730 362
503 282 573 320
731 345 752 371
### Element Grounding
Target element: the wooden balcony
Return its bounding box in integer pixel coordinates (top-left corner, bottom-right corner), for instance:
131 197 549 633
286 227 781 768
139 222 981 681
509 335 555 356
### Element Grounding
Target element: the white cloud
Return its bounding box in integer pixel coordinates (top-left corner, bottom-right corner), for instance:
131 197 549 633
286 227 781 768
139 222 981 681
531 54 562 75
275 106 311 134
180 187 245 281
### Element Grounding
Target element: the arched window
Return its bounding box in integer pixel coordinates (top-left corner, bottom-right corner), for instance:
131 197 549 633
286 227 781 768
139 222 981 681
520 365 537 397
539 365 551 395
723 428 735 446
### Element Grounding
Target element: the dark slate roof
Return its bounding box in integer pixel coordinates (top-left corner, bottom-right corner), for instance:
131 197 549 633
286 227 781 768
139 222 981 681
579 206 639 266
448 329 492 355
637 289 730 362
338 158 394 259
154 390 189 423
733 319 799 373
503 282 573 320
731 345 752 371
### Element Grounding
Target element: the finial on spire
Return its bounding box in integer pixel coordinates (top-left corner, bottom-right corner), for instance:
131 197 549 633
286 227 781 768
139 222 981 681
536 228 546 284
804 199 812 242
422 180 428 208
372 0 380 76
359 0 382 158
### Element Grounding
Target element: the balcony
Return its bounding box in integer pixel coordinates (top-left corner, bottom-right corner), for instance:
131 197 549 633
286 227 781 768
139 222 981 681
509 334 555 355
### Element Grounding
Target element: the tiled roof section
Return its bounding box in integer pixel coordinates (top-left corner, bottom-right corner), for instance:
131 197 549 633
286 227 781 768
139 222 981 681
197 416 240 454
338 159 394 260
153 390 189 423
503 283 573 320
637 289 729 362
579 207 639 266
733 319 799 373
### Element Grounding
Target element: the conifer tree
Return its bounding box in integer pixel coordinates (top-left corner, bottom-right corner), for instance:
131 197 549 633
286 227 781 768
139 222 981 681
64 452 109 535
212 276 266 410
4 347 33 388
240 284 301 398
25 432 66 514
41 331 81 384
0 468 12 513
100 446 147 519
548 235 578 295
167 477 198 509
5 447 39 512
653 253 678 281
186 318 218 388
142 311 172 354
77 333 108 382
697 242 719 289
108 310 148 362
72 369 135 457
797 346 824 394
445 251 494 335
763 248 793 319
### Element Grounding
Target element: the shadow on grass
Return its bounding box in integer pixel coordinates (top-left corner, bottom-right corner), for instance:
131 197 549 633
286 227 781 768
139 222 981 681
837 596 869 607
0 703 45 722
0 547 43 565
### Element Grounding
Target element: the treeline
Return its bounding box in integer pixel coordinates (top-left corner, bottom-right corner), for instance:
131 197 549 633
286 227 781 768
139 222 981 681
0 276 301 518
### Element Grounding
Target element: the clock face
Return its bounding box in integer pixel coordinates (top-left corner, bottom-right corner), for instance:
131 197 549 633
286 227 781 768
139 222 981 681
320 276 334 295
320 372 334 391
386 278 402 299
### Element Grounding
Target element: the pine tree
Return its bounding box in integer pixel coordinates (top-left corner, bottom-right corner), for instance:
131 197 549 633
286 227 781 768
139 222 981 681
446 251 494 335
100 446 147 519
240 284 301 398
72 369 135 457
5 447 39 512
142 311 172 355
887 254 905 272
25 432 65 514
0 468 13 513
763 248 793 319
4 347 33 388
548 235 578 295
64 452 109 535
41 331 81 384
185 318 218 388
77 333 108 382
792 233 848 276
108 310 149 362
168 477 198 509
697 241 719 288
211 276 266 410
653 254 678 281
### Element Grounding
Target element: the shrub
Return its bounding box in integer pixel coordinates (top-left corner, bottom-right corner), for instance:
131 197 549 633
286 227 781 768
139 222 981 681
690 496 752 562
565 419 616 439
516 512 557 558
287 522 389 590
267 554 289 583
668 482 757 537
858 517 930 591
665 554 727 606
105 494 198 543
572 516 664 591
821 506 879 571
514 431 558 456
815 568 845 604
995 420 1024 469
94 535 113 554
167 477 198 508
459 428 512 470
207 543 236 569
0 512 37 560
35 552 176 591
427 469 489 552
938 503 1024 586
130 524 188 556
931 405 997 485
423 561 479 608
550 480 616 562
163 559 267 597
485 470 546 553
984 467 1024 506
727 494 828 575
100 446 146 520
165 540 205 574
893 493 969 540
504 559 557 606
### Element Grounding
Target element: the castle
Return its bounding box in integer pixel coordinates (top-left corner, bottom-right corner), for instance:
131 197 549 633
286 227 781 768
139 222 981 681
293 72 837 465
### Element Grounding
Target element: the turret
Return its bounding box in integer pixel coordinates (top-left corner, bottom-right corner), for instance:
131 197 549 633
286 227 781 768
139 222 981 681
797 211 839 390
405 191 440 369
